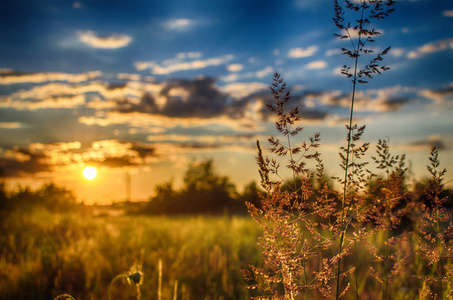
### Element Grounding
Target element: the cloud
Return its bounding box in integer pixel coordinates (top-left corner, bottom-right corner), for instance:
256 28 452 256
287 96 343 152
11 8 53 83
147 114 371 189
222 82 268 99
3 94 87 110
407 135 447 151
226 64 244 72
419 83 453 104
135 53 234 75
255 66 273 78
162 18 193 30
407 38 453 59
0 70 101 85
77 30 132 49
135 61 156 71
1 79 157 111
443 10 453 17
288 46 318 58
0 122 22 129
12 140 157 173
306 60 327 69
116 77 229 118
305 86 413 112
117 73 141 81
389 47 405 57
338 28 385 40
325 49 341 56
0 147 51 177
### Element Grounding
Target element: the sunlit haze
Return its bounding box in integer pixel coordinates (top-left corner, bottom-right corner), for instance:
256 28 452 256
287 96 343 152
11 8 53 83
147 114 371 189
0 0 452 204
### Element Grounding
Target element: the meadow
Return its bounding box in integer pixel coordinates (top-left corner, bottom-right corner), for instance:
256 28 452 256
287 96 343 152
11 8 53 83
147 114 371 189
0 207 263 300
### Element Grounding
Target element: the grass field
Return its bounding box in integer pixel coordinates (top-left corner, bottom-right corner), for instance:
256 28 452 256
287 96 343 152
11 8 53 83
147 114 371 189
0 207 263 300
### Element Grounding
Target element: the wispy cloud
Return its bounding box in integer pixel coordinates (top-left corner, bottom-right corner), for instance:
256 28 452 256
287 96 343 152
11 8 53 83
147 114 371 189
313 86 413 112
0 122 23 129
288 46 318 58
443 10 453 17
221 82 268 99
419 83 453 104
226 64 244 72
407 38 453 59
406 135 447 151
135 53 234 75
0 70 101 85
77 30 132 49
0 147 52 177
255 66 273 78
162 18 193 30
306 60 327 69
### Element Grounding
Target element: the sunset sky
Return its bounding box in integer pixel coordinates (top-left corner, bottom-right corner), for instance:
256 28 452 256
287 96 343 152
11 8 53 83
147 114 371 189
1 0 452 204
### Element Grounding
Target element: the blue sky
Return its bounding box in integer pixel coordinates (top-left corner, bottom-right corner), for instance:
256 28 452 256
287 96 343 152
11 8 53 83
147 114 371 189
0 0 452 203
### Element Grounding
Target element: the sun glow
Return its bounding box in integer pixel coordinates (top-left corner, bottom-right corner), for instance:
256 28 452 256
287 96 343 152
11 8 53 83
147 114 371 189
83 166 97 180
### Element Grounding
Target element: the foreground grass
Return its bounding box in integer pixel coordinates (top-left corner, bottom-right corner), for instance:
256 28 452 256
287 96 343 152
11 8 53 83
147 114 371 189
0 208 263 300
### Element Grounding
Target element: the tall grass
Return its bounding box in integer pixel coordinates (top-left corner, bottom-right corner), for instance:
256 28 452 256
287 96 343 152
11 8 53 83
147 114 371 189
0 209 263 299
244 1 452 299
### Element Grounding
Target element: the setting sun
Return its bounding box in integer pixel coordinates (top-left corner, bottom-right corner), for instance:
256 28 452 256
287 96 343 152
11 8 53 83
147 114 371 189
83 166 97 180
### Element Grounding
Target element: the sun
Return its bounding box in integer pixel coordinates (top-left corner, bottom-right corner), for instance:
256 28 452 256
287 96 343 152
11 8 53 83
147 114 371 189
83 166 97 180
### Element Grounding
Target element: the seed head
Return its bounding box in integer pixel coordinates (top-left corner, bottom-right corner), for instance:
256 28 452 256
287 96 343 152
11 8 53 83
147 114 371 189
127 271 143 286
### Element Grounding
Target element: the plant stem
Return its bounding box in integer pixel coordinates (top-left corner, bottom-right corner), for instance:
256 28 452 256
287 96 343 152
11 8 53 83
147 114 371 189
108 274 127 300
436 200 444 299
336 3 364 298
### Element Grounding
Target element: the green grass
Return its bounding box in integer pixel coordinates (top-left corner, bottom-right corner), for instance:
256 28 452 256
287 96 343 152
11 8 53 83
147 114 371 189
0 208 263 300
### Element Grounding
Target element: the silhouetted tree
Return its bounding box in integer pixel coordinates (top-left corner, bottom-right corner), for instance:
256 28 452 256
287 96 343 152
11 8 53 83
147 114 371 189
147 159 240 214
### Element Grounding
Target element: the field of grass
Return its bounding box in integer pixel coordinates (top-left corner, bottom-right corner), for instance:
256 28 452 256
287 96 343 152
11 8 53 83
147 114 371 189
0 207 263 300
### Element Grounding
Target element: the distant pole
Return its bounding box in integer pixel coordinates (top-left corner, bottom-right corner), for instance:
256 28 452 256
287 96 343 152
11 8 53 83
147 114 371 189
126 171 131 202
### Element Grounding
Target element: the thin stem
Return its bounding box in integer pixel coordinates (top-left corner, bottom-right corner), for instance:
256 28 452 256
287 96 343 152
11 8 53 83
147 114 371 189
383 210 390 300
436 200 444 299
108 274 127 300
303 254 309 300
336 3 364 298
286 126 298 191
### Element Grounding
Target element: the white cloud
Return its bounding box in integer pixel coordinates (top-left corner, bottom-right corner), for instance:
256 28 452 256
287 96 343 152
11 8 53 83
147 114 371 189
163 18 193 30
390 47 405 57
222 82 268 99
220 73 239 82
288 46 318 58
77 30 132 49
256 66 273 78
407 38 453 59
135 61 156 71
306 60 327 69
135 54 234 75
226 64 244 72
325 49 341 56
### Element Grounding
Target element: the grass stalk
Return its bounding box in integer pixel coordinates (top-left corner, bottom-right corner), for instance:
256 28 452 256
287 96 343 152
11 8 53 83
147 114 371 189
158 259 163 300
336 6 363 300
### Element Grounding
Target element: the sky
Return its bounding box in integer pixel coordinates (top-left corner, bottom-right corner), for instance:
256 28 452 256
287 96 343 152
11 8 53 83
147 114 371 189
0 0 452 204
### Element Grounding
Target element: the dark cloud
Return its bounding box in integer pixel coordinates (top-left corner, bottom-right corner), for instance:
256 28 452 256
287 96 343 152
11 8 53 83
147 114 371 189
116 92 159 114
92 157 139 168
115 77 229 118
378 97 412 111
408 137 447 151
130 143 156 158
159 77 227 118
0 148 51 177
